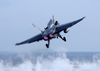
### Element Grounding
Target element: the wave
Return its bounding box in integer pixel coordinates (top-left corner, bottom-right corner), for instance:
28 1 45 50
0 52 100 71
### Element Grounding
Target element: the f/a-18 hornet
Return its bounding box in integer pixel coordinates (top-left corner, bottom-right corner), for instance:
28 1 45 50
16 16 85 48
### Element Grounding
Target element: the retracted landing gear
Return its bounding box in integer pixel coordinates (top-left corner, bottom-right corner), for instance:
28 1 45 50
46 40 50 48
58 34 66 42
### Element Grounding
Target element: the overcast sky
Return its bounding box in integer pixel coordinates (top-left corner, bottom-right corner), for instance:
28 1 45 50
0 0 100 52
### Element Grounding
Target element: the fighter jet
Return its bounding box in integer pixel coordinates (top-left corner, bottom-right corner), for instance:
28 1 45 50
16 16 85 48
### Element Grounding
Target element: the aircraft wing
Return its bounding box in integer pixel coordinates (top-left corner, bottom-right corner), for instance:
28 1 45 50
55 17 85 33
16 33 43 46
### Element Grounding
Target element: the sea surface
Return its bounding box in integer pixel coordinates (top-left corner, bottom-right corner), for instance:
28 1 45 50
0 52 100 71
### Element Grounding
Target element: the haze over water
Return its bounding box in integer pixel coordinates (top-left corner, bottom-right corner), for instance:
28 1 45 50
0 52 100 71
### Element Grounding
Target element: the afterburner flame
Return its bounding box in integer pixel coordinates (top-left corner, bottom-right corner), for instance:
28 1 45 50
49 34 53 38
44 36 48 41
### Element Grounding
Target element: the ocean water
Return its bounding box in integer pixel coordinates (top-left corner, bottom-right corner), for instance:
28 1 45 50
0 52 100 71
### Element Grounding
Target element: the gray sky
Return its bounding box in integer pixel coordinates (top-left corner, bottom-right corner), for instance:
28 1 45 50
0 0 100 52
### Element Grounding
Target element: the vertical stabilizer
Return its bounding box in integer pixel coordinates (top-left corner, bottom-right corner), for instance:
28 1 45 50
32 23 43 34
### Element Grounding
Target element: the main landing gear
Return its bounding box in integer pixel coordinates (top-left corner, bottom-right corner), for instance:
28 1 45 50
58 34 66 42
45 34 66 48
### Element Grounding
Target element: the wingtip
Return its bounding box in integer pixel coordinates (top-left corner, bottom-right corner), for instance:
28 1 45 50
82 16 86 19
15 43 18 46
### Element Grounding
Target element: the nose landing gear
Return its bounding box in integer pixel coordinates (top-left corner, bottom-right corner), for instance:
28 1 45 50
46 44 49 48
46 40 50 48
